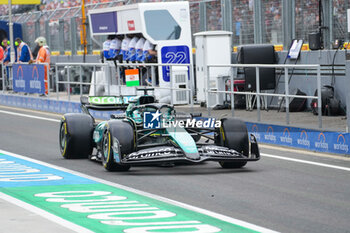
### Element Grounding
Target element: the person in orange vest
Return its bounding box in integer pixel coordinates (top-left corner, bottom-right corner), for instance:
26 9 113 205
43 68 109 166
34 37 50 95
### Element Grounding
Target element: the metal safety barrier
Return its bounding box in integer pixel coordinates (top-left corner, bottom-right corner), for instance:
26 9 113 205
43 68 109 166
205 63 323 128
53 62 194 108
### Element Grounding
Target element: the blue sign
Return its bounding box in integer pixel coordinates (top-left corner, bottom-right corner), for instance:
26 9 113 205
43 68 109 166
90 12 118 34
12 64 45 94
246 122 350 155
143 111 161 129
161 45 190 82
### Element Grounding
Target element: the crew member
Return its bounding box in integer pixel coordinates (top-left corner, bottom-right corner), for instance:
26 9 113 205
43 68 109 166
109 36 121 59
103 35 114 59
142 39 157 62
127 34 139 62
3 39 17 64
142 40 158 85
15 38 33 63
120 35 131 62
2 39 16 88
135 36 145 62
34 37 50 95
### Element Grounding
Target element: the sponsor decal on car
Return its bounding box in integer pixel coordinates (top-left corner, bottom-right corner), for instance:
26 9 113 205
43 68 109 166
126 147 176 160
202 146 240 157
88 96 136 105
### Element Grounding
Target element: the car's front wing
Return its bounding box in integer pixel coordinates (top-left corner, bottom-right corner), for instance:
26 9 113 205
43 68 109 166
120 134 260 165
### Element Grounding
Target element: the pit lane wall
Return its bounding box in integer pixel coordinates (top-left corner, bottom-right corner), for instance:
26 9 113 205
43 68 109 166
245 123 349 155
0 94 349 155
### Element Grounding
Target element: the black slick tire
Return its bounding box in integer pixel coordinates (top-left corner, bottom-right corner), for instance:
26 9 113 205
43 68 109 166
101 120 134 172
59 113 94 159
217 118 249 168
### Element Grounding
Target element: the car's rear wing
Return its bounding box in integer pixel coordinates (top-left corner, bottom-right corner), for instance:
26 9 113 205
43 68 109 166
80 96 136 111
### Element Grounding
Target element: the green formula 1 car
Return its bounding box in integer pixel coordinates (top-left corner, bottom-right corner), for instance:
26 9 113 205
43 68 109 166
59 92 260 171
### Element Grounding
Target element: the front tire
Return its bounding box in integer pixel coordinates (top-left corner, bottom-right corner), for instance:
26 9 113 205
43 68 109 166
101 120 134 172
59 113 94 159
216 118 249 169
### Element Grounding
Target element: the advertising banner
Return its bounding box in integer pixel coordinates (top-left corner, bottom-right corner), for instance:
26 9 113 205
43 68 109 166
0 0 40 4
12 64 45 94
90 12 118 34
246 122 350 155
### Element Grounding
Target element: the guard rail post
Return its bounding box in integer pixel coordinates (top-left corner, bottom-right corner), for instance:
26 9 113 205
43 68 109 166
117 64 121 95
46 63 50 96
79 65 83 96
206 65 211 116
170 66 173 106
107 65 111 95
8 65 12 89
93 65 96 96
1 64 5 92
189 63 194 112
230 66 234 117
317 65 322 128
67 66 71 101
137 65 142 87
151 65 156 87
55 64 59 100
347 93 350 133
284 67 290 125
255 66 261 122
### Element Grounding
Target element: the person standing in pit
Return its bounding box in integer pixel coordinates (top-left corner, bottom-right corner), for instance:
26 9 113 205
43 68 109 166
33 37 50 96
15 37 33 63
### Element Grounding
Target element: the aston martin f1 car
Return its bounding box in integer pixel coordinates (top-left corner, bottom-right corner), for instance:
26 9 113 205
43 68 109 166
59 92 260 171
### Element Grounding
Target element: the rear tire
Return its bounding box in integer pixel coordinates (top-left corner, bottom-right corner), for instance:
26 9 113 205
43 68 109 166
216 118 249 168
59 113 94 159
101 120 134 172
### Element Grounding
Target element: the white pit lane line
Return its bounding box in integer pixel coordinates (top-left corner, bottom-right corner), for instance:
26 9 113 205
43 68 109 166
0 149 277 233
261 153 350 172
0 108 349 172
0 109 61 123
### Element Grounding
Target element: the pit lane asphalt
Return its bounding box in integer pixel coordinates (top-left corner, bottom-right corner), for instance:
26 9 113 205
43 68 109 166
0 105 350 233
